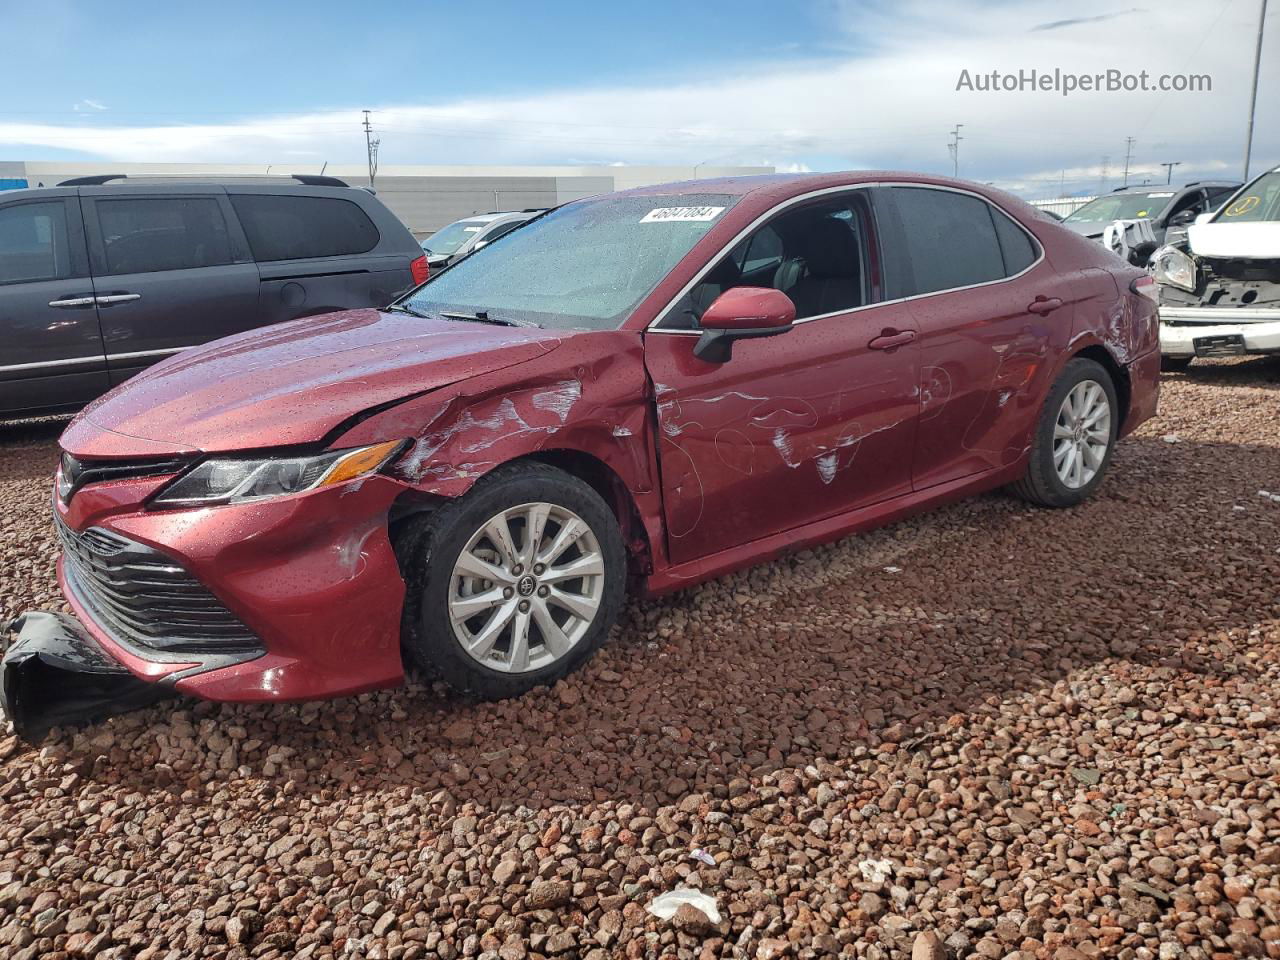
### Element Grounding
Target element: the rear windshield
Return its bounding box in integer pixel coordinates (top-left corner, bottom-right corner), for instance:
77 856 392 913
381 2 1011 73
1213 172 1280 222
402 193 738 331
422 219 490 256
1064 192 1175 224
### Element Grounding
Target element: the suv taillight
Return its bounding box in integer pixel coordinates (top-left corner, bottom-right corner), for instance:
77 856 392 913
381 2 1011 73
410 255 429 286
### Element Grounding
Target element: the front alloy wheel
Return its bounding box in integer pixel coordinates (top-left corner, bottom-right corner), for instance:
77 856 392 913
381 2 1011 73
398 462 626 699
450 502 605 674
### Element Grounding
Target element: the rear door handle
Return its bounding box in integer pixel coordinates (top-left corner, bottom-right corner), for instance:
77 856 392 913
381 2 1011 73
868 329 917 351
96 293 141 306
1027 296 1064 316
48 295 97 308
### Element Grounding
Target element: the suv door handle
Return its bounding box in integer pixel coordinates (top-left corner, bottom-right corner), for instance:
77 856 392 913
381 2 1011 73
1027 295 1064 316
868 329 917 351
48 295 97 308
95 293 141 306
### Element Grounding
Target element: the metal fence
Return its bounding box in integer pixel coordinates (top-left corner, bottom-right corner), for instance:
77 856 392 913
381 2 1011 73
1030 196 1095 218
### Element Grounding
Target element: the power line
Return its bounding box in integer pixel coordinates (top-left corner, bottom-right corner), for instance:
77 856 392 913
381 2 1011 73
362 110 380 188
1121 137 1136 186
947 124 964 178
1243 0 1269 179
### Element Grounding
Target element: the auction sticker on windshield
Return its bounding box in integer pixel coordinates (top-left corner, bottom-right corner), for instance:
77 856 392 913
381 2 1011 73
640 206 725 223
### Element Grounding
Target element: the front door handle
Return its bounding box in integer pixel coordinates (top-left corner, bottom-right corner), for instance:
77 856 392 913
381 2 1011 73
48 295 97 308
95 293 141 306
1027 295 1064 316
868 329 917 351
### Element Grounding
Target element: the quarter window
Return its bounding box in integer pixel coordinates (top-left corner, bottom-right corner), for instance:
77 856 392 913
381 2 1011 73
96 197 233 275
230 195 379 261
990 205 1037 275
0 201 72 284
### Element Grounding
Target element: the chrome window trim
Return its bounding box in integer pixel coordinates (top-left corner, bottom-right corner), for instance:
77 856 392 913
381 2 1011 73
0 346 185 375
646 180 1046 335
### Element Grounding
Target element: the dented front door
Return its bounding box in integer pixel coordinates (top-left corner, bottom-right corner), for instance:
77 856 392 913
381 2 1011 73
643 308 919 566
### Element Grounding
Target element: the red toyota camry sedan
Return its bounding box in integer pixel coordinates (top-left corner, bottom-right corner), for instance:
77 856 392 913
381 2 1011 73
4 172 1160 734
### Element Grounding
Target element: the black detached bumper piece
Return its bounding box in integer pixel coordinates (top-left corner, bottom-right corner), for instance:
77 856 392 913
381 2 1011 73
1 612 175 742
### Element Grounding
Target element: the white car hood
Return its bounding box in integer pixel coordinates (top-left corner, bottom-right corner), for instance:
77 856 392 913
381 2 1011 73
1188 221 1280 259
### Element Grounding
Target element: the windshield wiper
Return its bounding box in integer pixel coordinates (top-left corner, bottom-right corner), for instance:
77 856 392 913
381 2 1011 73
385 303 434 319
440 310 536 328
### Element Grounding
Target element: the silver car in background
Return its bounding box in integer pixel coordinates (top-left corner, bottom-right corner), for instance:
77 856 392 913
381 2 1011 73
420 209 545 271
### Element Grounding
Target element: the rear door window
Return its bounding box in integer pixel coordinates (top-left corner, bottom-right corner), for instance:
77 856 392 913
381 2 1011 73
889 187 1022 296
95 197 233 275
230 194 380 261
0 201 73 283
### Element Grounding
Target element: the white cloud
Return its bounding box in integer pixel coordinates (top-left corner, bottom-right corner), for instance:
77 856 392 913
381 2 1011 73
72 98 107 112
5 0 1275 197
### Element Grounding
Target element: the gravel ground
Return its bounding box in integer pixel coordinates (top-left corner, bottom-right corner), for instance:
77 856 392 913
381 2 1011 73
0 360 1278 960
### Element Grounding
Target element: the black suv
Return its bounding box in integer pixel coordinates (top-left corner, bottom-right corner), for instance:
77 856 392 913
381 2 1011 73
0 174 427 417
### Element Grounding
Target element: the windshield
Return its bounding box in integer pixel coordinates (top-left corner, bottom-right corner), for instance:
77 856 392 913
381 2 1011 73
402 193 738 331
1064 192 1175 224
1214 172 1280 223
421 219 490 256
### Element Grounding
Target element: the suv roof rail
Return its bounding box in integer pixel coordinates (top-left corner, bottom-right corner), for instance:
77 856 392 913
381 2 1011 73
56 173 351 188
521 208 545 213
58 174 127 186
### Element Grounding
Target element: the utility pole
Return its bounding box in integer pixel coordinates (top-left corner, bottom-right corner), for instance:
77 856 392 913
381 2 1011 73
1121 137 1136 186
362 110 380 189
947 124 964 178
1099 156 1111 194
1160 161 1182 184
1243 0 1269 180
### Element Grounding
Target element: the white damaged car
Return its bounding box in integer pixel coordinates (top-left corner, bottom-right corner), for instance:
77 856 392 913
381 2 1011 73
1153 165 1280 370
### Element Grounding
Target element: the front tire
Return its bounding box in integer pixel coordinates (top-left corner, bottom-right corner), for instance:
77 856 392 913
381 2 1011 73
1009 357 1119 508
399 462 626 699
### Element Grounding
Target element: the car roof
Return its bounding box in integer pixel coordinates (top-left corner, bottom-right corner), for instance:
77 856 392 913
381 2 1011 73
1108 181 1239 194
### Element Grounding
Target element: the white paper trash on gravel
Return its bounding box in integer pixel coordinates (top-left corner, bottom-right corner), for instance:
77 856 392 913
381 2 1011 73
647 889 722 924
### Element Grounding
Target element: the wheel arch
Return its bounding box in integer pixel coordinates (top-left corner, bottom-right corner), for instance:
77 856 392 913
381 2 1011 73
1070 344 1131 431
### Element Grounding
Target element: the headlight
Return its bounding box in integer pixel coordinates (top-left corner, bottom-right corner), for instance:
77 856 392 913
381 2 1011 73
151 440 404 507
1152 246 1197 293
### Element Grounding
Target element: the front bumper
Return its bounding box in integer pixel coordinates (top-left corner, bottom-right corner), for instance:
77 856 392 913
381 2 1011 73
50 470 411 705
1 612 175 741
1159 306 1280 358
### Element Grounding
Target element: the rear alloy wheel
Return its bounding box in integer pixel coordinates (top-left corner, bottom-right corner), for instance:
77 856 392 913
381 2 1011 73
1009 357 1119 508
399 463 626 699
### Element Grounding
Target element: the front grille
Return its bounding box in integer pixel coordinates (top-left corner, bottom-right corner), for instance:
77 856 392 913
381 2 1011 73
56 514 262 656
58 452 189 503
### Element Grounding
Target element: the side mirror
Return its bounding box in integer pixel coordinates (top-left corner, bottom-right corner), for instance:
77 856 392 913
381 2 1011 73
693 287 796 363
1167 209 1197 227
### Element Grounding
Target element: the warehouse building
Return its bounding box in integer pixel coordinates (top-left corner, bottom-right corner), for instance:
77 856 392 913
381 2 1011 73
0 161 773 238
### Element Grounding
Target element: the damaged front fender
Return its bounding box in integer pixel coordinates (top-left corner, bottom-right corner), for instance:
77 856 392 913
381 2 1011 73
1 612 175 742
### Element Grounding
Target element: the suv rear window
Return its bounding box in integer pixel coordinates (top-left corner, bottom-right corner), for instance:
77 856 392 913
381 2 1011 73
96 197 233 275
230 194 380 261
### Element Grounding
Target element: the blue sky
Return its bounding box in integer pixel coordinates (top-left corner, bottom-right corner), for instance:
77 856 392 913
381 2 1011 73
1 0 1276 196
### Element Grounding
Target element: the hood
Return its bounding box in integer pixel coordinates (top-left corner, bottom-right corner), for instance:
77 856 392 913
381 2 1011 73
1060 219 1103 239
63 309 563 457
1187 221 1280 259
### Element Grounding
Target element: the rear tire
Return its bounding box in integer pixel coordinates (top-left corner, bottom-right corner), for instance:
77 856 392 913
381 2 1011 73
1008 357 1119 508
398 462 626 699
